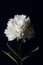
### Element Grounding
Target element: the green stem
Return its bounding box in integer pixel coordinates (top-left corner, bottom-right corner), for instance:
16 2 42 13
18 42 21 53
17 42 23 65
21 61 22 65
17 42 22 59
19 60 22 65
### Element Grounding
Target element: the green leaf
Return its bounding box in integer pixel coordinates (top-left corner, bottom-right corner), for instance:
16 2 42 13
21 46 39 62
21 56 30 62
2 50 18 64
30 46 39 53
7 43 21 60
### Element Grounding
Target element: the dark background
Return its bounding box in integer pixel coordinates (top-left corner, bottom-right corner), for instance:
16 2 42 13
0 0 42 65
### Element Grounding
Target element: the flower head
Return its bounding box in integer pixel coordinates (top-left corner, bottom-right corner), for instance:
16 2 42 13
4 15 34 41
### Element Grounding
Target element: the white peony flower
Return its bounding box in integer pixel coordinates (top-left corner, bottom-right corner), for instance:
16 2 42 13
4 14 34 41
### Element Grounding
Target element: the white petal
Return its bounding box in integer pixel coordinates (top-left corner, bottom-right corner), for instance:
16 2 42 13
4 14 34 41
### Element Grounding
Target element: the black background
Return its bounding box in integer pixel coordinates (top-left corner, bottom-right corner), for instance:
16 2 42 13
0 0 42 65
